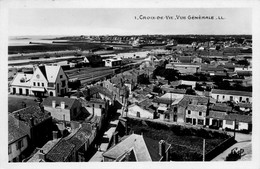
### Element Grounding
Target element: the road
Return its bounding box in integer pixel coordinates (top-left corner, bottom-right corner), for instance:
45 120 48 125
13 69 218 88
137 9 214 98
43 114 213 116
212 132 252 161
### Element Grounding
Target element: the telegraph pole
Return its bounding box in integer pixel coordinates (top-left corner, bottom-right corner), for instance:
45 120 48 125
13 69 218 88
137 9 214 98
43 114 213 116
202 139 206 161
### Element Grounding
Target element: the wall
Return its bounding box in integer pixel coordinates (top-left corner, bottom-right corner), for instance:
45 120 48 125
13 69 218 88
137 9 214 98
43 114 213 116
185 109 206 125
223 120 235 129
44 106 71 121
55 68 69 96
211 93 252 103
176 106 185 123
11 86 33 95
8 136 28 162
128 105 153 119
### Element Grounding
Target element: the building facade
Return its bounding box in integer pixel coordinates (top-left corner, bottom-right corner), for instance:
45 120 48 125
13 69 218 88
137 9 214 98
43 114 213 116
10 65 69 97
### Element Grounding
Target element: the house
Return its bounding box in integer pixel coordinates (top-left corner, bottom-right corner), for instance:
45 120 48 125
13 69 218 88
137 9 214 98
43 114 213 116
27 132 61 162
152 93 184 121
10 65 69 97
102 134 171 162
171 95 209 124
39 123 95 162
127 99 155 119
104 58 122 67
42 96 82 121
11 106 53 148
211 89 252 103
8 115 29 162
206 111 252 132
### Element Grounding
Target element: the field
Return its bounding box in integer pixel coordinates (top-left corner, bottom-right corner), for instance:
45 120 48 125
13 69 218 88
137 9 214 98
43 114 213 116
8 95 39 113
126 117 231 161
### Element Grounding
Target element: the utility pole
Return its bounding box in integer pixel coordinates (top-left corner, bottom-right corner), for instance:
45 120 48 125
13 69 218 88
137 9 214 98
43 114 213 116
202 139 206 161
234 119 236 139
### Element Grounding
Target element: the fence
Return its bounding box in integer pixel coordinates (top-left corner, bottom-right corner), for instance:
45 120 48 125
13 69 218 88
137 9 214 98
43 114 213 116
205 136 236 161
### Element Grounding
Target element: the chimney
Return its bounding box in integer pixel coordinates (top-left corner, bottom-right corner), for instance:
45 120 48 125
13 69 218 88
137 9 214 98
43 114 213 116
52 131 58 140
30 117 34 127
159 140 166 157
113 131 119 145
52 100 56 108
38 150 46 161
61 101 65 109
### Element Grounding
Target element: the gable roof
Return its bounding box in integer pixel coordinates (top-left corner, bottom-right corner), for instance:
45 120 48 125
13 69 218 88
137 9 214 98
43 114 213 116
8 114 28 144
178 95 209 108
46 139 75 162
210 103 232 112
207 110 227 120
10 73 33 87
38 65 63 83
211 89 252 97
12 106 51 127
42 96 77 110
102 134 162 161
187 104 207 112
225 114 252 123
27 138 61 162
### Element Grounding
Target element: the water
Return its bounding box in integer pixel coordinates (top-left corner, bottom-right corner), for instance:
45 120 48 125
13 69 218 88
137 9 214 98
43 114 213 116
8 35 67 46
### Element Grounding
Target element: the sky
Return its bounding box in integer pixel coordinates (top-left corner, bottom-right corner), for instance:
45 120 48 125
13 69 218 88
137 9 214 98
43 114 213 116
8 8 252 36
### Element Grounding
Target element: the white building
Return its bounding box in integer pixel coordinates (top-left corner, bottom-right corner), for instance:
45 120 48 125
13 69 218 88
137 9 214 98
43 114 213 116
10 65 69 97
211 89 252 103
104 58 122 67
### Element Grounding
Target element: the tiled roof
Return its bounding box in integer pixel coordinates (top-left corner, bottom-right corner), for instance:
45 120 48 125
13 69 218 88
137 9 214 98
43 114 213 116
46 139 75 162
12 106 51 127
211 89 252 97
8 114 28 144
225 114 252 123
161 87 187 94
210 104 232 112
236 102 252 108
153 97 173 105
178 95 209 108
207 110 227 120
103 134 162 161
42 96 77 110
27 138 61 162
187 104 207 112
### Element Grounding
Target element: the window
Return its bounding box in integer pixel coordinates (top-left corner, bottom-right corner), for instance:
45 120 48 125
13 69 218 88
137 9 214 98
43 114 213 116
48 83 55 87
8 146 11 154
198 119 204 125
199 112 202 116
246 98 249 102
186 118 192 123
239 97 242 102
223 95 225 99
60 75 63 79
217 95 219 100
33 82 36 86
174 107 177 113
226 120 233 125
136 111 140 117
42 83 44 87
38 82 40 86
61 80 66 87
188 110 191 114
16 140 23 150
230 96 233 101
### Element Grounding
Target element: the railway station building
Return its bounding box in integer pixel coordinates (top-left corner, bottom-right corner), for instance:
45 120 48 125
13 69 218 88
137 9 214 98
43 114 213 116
10 65 69 97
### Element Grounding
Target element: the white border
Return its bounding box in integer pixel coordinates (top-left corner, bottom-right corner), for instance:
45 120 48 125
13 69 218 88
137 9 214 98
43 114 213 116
1 1 260 169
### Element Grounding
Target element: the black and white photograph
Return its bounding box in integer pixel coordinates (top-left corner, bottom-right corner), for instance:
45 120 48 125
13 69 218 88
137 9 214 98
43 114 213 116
1 0 260 169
